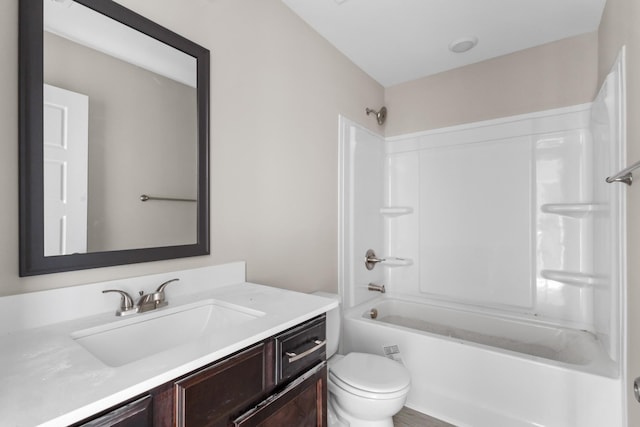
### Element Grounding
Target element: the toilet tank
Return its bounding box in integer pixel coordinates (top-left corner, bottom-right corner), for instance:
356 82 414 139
312 292 340 358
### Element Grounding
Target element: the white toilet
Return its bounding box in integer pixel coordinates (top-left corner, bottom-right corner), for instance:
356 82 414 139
314 292 411 427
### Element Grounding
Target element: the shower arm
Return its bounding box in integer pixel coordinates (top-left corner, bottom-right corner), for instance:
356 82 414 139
606 159 640 186
365 106 387 125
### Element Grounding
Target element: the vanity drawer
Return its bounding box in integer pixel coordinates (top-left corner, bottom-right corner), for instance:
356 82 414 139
275 314 326 384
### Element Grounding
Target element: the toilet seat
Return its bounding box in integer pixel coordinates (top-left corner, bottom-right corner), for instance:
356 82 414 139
329 352 411 400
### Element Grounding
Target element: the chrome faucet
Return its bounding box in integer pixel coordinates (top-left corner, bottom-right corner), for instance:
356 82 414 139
103 278 179 316
136 278 179 312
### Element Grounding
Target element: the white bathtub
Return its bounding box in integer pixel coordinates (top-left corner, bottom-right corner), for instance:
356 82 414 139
342 296 623 427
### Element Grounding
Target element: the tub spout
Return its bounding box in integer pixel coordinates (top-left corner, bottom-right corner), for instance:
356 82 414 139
368 283 386 293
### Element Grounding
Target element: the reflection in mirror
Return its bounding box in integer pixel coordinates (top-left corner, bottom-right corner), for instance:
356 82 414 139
43 83 89 256
44 0 198 254
19 0 210 275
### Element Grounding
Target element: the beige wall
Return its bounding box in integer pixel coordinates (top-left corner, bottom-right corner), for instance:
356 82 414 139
599 0 640 424
1 0 383 296
384 32 599 136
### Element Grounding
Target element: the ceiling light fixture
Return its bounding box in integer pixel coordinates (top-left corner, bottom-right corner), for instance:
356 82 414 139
448 36 478 53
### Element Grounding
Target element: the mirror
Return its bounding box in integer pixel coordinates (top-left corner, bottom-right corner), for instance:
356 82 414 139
19 0 210 276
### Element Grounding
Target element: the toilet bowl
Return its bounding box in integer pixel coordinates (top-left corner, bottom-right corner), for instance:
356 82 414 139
312 292 411 427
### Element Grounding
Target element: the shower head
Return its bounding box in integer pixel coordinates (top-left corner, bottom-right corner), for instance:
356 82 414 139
366 106 387 125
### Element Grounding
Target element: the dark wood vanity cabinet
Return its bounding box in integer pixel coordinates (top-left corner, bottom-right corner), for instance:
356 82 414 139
174 342 273 427
73 395 153 426
75 315 326 427
233 364 327 427
233 314 328 427
173 314 327 427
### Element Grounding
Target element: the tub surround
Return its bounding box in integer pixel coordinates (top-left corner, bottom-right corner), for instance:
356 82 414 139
0 262 337 426
338 51 626 426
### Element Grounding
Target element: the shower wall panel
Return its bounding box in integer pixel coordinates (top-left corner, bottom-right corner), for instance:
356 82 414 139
418 137 534 308
386 105 597 329
590 49 626 362
338 116 385 308
535 129 595 327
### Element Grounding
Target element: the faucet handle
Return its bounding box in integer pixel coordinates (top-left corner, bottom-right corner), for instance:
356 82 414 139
365 249 386 270
102 289 137 316
150 278 179 310
156 278 179 293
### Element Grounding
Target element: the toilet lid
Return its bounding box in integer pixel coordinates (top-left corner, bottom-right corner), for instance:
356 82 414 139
329 352 411 397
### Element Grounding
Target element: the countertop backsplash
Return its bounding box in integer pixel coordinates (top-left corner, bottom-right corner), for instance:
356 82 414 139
0 262 246 335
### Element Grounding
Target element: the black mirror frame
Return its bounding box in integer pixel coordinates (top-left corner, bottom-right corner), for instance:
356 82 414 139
19 0 210 276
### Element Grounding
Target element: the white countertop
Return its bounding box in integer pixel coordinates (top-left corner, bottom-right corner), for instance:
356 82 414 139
0 280 337 427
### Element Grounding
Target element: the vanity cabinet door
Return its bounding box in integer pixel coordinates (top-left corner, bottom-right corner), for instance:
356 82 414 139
233 363 327 427
74 395 152 427
175 343 271 427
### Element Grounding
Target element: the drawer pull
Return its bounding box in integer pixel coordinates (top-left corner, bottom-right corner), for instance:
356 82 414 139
286 340 326 363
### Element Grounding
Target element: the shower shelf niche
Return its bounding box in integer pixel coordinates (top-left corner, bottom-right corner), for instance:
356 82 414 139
540 269 605 287
540 203 606 218
379 207 413 217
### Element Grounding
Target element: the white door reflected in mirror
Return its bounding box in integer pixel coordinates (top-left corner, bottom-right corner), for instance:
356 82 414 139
43 83 88 256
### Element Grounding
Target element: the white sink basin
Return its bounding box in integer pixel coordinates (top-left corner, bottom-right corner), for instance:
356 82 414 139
71 300 264 367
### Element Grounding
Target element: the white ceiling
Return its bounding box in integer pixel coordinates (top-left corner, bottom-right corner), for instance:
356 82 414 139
281 0 607 87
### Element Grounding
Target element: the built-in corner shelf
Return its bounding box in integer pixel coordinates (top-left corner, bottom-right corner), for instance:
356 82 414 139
380 207 413 217
382 257 413 267
540 203 606 218
540 269 605 287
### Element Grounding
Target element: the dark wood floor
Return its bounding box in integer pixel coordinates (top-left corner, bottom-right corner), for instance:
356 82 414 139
393 406 456 427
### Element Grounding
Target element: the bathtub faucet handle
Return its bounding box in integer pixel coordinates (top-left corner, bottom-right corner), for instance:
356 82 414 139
365 249 386 270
